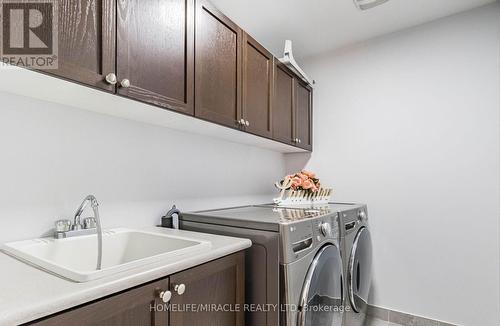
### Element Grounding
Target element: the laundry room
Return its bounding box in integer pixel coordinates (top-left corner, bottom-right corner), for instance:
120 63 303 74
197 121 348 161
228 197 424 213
0 0 498 326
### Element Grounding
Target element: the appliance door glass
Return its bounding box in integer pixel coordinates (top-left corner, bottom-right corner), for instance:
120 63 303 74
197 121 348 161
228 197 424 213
298 244 343 326
348 227 373 312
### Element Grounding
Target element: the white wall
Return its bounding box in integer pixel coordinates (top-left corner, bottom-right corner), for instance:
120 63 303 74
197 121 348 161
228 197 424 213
0 92 285 242
287 4 500 326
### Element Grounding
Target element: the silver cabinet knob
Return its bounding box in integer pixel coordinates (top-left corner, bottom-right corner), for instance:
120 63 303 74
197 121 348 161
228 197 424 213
245 120 250 127
120 79 131 88
298 139 302 144
159 290 172 303
237 118 245 126
174 284 186 295
105 73 117 85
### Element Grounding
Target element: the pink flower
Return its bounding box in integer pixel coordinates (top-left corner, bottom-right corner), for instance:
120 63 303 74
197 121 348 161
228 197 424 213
301 170 316 178
291 176 303 188
302 179 314 190
298 173 309 181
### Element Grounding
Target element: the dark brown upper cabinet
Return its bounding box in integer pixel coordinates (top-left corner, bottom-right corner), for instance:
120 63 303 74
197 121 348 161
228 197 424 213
273 62 295 146
117 0 195 115
295 80 313 151
46 0 116 92
31 278 169 326
33 0 313 151
195 0 243 128
241 33 274 138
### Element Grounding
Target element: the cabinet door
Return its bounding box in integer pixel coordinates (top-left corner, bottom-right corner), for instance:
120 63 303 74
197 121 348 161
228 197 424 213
170 252 245 326
195 0 242 128
117 0 194 114
242 33 273 138
273 63 295 145
30 278 169 326
295 80 313 151
45 0 115 92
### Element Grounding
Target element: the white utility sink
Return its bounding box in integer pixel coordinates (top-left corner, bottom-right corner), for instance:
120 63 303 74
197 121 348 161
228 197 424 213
1 228 211 282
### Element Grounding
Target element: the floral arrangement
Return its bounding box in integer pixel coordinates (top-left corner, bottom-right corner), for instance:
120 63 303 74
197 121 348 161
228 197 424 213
274 170 332 206
282 170 321 193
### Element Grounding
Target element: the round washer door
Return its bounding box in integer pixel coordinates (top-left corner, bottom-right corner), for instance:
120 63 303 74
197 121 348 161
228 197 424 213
298 244 344 326
348 227 373 312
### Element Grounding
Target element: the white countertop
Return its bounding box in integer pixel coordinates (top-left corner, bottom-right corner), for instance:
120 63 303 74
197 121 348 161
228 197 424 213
0 227 251 326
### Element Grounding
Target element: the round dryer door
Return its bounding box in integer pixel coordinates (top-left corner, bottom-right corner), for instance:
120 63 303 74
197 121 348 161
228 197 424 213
348 227 373 313
298 244 343 326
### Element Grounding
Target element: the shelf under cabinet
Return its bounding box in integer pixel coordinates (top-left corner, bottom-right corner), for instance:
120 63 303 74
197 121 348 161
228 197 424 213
0 67 307 153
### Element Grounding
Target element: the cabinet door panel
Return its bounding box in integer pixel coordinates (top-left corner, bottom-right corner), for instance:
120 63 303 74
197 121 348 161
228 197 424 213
242 33 273 138
44 0 115 92
30 278 169 326
195 0 242 128
295 80 313 150
273 63 295 145
117 0 194 114
170 252 245 326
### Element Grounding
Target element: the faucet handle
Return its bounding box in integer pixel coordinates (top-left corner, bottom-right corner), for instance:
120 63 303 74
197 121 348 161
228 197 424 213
163 205 181 229
83 217 97 229
55 219 71 232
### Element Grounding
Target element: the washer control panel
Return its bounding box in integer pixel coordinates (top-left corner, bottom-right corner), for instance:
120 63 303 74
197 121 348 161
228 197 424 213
314 213 339 240
280 212 340 264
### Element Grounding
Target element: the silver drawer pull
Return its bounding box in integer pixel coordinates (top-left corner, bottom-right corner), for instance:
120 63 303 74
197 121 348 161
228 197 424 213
174 283 186 295
158 290 172 303
120 79 131 88
105 73 117 85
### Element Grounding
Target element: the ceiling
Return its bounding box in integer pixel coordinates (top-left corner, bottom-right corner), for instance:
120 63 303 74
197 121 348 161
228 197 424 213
210 0 497 60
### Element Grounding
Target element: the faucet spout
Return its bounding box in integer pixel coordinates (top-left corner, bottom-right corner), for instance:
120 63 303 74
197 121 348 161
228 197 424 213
74 195 91 229
73 195 103 270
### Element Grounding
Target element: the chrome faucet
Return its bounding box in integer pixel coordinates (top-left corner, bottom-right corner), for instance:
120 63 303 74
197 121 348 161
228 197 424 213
54 195 103 270
163 205 181 229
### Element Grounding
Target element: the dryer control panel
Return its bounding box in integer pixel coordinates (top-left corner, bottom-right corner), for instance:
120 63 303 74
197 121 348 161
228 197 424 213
340 205 368 237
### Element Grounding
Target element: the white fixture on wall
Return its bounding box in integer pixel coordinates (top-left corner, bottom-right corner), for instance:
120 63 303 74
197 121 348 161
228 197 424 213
353 0 390 11
279 40 314 86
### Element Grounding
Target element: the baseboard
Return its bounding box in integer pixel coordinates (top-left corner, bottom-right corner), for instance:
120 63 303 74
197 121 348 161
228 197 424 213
367 305 460 326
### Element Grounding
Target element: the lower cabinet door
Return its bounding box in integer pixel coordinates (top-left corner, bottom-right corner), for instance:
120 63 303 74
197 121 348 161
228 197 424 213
169 252 245 326
30 278 169 326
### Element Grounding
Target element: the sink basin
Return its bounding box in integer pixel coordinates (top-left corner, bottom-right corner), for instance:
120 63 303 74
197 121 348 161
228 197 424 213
1 228 211 282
